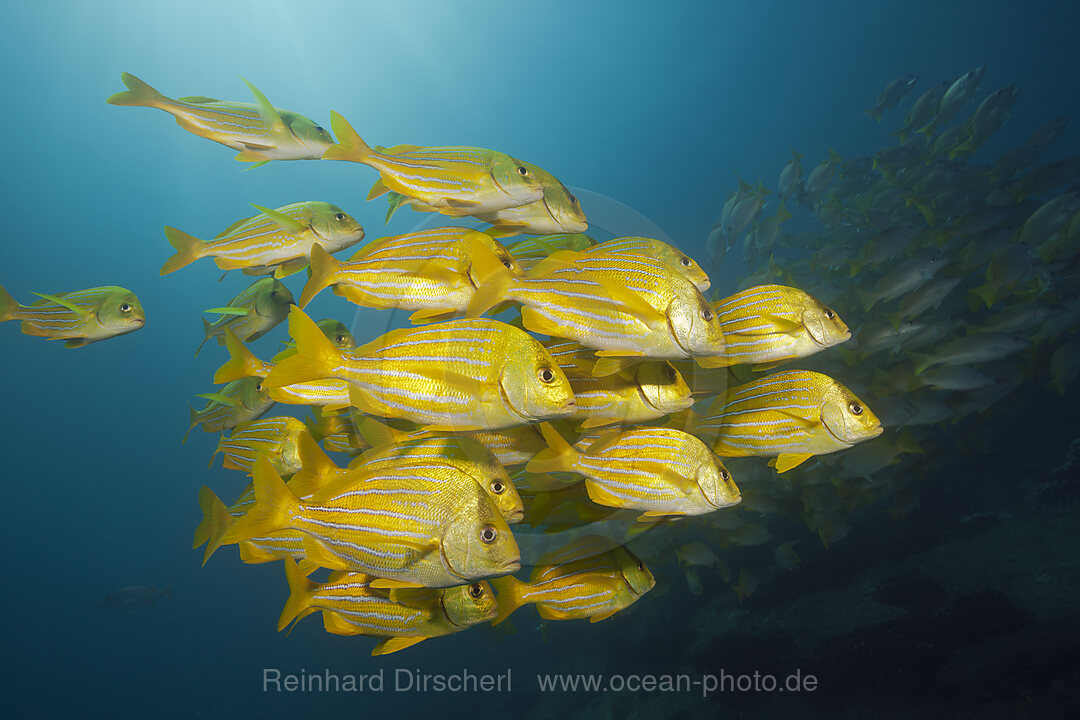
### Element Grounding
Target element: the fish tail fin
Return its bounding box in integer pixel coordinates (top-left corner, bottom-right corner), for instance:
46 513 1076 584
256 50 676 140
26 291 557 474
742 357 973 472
220 457 299 545
286 432 339 499
106 72 168 107
183 405 198 444
160 226 205 275
0 284 19 322
525 422 580 474
323 111 374 163
898 430 925 455
490 575 527 626
299 244 340 308
158 584 173 599
857 289 877 312
196 487 236 565
264 307 344 388
968 284 996 309
466 268 515 318
278 557 318 632
863 107 884 122
909 352 933 375
195 318 212 357
214 328 264 383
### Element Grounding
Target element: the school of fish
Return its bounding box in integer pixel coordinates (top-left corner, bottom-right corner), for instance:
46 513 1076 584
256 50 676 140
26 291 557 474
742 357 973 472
4 68 1075 654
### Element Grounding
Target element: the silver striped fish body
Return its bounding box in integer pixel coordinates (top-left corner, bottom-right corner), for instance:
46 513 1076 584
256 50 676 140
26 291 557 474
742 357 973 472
199 202 364 270
189 377 275 434
7 286 145 347
547 341 693 427
269 380 352 409
459 426 548 468
152 97 330 160
240 531 309 564
712 285 850 367
337 320 574 430
571 427 739 516
323 227 518 313
584 237 711 292
694 370 881 461
351 438 523 523
213 416 307 476
366 146 543 213
202 278 293 349
291 461 519 587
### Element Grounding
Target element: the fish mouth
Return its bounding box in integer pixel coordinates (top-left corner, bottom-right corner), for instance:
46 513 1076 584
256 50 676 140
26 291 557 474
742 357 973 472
500 559 521 574
507 509 525 524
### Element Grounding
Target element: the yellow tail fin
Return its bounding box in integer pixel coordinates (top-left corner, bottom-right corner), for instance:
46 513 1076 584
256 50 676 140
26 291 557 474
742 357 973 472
214 328 268 384
263 307 344 389
526 422 581 474
490 575 527 626
106 72 168 107
195 487 237 565
299 244 340 308
161 226 206 275
0 284 19 323
323 111 374 163
278 557 318 631
219 457 299 545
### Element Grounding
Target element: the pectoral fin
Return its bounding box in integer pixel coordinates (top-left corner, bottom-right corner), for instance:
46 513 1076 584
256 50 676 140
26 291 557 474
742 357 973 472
772 453 813 473
368 578 426 590
240 76 289 139
32 293 87 316
193 392 240 408
235 150 271 163
251 203 309 235
204 306 251 316
372 636 427 656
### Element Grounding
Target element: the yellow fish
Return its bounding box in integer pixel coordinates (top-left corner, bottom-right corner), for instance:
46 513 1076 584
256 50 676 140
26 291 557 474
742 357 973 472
0 285 145 348
584 237 711 292
198 278 293 356
299 227 519 323
305 408 371 457
106 73 333 164
508 233 596 259
278 559 497 656
546 341 694 428
161 202 365 277
709 285 851 369
221 457 521 588
688 370 882 472
264 308 575 432
194 484 311 569
385 161 587 238
324 112 544 216
210 416 308 476
184 376 275 442
491 536 654 624
528 423 740 519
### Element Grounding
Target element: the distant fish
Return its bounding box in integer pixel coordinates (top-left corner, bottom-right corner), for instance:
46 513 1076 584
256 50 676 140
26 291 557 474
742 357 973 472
0 285 145 348
106 73 333 165
864 74 920 122
98 585 172 610
198 278 294 356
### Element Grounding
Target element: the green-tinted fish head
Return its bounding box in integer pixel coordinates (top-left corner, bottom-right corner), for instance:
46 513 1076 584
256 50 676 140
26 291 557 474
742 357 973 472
637 362 694 414
286 114 335 156
491 155 545 206
311 204 365 245
615 547 656 596
237 376 272 410
441 581 499 627
820 382 883 446
801 298 851 348
696 457 742 509
542 181 588 233
443 502 521 580
316 318 357 349
499 340 575 422
96 288 146 333
668 292 726 357
255 279 295 318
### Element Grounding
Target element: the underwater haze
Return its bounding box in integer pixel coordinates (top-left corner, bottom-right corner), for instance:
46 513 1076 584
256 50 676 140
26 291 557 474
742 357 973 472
2 1 1080 718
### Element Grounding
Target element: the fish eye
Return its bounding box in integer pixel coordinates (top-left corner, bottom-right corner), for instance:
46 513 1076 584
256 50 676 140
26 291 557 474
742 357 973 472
664 365 677 381
636 560 645 571
502 259 513 269
517 166 529 176
679 256 692 267
490 480 506 495
824 308 835 319
479 525 498 544
468 583 484 599
334 212 346 222
336 334 347 344
719 468 731 481
849 401 863 415
315 125 326 134
538 367 556 383
255 382 263 392
701 308 714 322
568 193 578 205
119 303 132 313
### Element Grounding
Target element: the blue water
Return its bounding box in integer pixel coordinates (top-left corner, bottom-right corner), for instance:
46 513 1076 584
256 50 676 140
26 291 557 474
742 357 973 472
2 1 1079 718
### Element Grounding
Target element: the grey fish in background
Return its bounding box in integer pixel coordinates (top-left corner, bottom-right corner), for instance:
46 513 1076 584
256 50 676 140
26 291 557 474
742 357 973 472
856 249 947 311
864 74 920 122
995 117 1071 177
925 66 986 133
954 84 1021 157
911 332 1030 374
895 79 952 142
98 585 172 610
778 149 804 201
802 149 843 203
